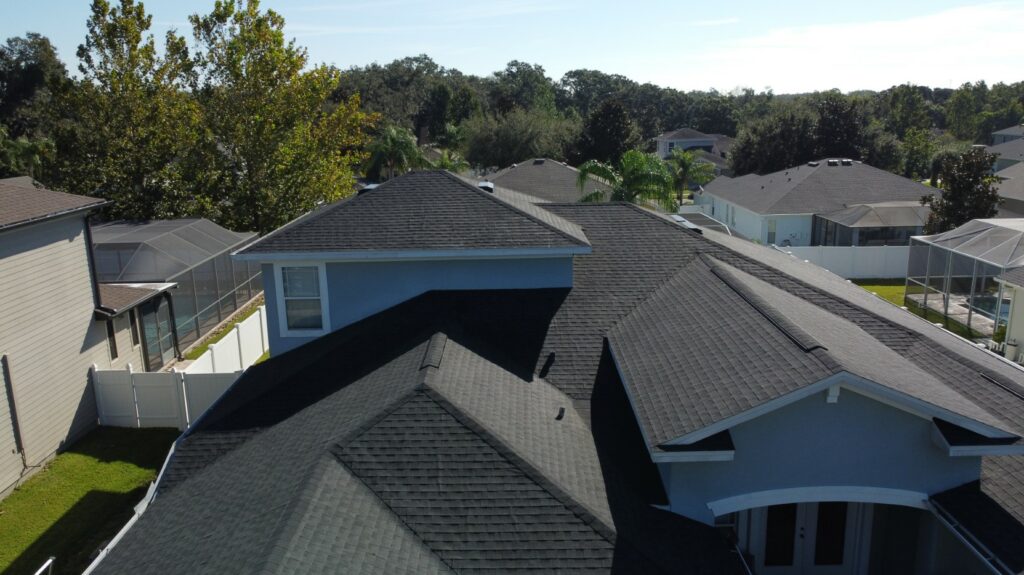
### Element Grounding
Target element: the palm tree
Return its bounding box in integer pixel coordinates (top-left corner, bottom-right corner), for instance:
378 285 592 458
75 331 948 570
666 148 715 204
576 150 674 210
431 149 470 173
364 125 425 181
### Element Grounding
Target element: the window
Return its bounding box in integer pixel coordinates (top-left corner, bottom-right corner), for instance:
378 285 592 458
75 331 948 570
129 309 141 348
105 320 118 361
277 264 330 336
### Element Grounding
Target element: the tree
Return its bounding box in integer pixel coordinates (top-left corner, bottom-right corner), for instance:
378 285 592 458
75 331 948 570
0 33 69 138
50 0 206 220
665 148 714 204
363 125 425 180
488 61 556 114
901 127 934 180
577 99 640 164
729 109 817 175
861 123 902 172
576 150 674 209
430 149 469 172
813 90 864 159
190 0 374 234
461 108 579 169
882 84 930 138
0 124 52 178
922 148 1000 233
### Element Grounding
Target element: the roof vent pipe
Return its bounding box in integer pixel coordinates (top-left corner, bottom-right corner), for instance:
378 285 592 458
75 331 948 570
478 181 495 193
841 158 853 166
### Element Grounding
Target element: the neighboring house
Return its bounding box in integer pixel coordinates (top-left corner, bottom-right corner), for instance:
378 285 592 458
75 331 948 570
92 170 1024 575
992 124 1024 145
91 219 262 370
698 159 934 246
996 162 1024 218
655 127 714 158
988 138 1024 172
487 158 612 203
0 178 135 494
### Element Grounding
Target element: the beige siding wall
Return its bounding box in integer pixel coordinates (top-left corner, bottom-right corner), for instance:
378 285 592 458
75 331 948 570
0 215 116 490
105 312 146 372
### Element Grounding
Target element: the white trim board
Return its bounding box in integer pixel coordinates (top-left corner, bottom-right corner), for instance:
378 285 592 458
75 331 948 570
273 262 331 339
707 486 928 517
660 373 1018 447
234 246 591 262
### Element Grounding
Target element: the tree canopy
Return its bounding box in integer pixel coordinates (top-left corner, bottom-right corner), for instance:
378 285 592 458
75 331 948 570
922 148 1001 234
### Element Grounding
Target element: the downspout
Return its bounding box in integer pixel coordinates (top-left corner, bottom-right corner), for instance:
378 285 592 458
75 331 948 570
164 292 182 361
83 214 102 310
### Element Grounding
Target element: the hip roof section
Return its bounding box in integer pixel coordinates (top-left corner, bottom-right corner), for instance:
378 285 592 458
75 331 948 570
703 160 933 215
239 170 591 257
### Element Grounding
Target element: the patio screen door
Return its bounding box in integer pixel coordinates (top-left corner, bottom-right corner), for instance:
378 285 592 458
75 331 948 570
756 502 860 575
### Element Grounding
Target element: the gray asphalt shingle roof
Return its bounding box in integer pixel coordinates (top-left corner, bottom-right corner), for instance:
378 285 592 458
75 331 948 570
0 177 105 231
93 174 1024 573
994 125 1024 137
657 128 709 140
989 138 1024 164
239 170 590 255
488 159 612 204
96 284 160 316
703 161 933 215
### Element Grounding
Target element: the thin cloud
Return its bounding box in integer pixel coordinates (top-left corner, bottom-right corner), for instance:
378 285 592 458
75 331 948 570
652 2 1024 93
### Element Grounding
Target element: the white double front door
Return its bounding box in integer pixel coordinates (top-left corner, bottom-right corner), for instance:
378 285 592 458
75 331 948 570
747 502 871 575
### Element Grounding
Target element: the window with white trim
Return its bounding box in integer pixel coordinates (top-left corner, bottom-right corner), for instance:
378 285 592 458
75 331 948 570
280 266 323 331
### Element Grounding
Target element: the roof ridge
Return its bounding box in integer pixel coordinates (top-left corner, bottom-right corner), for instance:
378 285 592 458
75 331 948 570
419 386 619 543
702 254 832 356
438 170 590 247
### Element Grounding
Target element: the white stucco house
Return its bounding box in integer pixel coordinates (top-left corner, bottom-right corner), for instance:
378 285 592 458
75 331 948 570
695 159 934 246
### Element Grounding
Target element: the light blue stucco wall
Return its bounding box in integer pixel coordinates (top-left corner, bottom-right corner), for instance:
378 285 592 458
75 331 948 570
265 257 573 354
695 193 813 245
662 389 981 525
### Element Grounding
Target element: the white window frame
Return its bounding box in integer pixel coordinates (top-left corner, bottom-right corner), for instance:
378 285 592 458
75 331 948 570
274 262 331 338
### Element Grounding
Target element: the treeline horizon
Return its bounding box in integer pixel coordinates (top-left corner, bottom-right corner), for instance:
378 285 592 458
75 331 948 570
2 0 1022 233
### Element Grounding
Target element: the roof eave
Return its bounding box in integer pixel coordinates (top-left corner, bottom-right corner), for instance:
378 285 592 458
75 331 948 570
0 199 109 234
233 245 592 262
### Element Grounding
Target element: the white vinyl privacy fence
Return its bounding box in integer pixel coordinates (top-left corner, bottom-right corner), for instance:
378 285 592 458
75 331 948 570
92 367 240 430
776 245 911 279
184 306 269 374
92 306 269 430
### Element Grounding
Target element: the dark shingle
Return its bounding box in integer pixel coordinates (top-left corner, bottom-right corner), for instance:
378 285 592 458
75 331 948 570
96 284 160 316
240 170 590 255
703 161 933 215
488 159 611 203
0 177 105 231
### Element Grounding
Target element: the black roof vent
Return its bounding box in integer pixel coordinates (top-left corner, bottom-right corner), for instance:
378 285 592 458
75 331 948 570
827 159 840 167
478 181 495 193
357 183 379 195
808 161 819 167
533 158 545 165
841 158 853 166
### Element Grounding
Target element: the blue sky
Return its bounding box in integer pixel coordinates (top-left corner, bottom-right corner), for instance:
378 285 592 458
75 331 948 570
2 1 1022 93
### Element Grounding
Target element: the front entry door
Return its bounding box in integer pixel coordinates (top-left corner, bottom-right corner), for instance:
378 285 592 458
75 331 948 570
754 502 865 575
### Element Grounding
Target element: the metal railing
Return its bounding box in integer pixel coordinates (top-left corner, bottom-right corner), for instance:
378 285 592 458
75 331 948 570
32 556 54 575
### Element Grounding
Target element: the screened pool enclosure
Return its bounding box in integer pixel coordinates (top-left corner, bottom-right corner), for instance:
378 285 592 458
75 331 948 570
906 219 1024 338
92 219 261 370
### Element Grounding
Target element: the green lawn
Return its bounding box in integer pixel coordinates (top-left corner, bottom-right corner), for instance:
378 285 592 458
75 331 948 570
852 279 979 340
0 427 178 575
852 279 906 307
183 295 264 360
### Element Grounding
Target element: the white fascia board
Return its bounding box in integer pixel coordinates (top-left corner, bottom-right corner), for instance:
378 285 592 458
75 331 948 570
930 420 1024 457
232 246 591 262
652 450 735 463
663 373 848 446
663 372 1019 447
